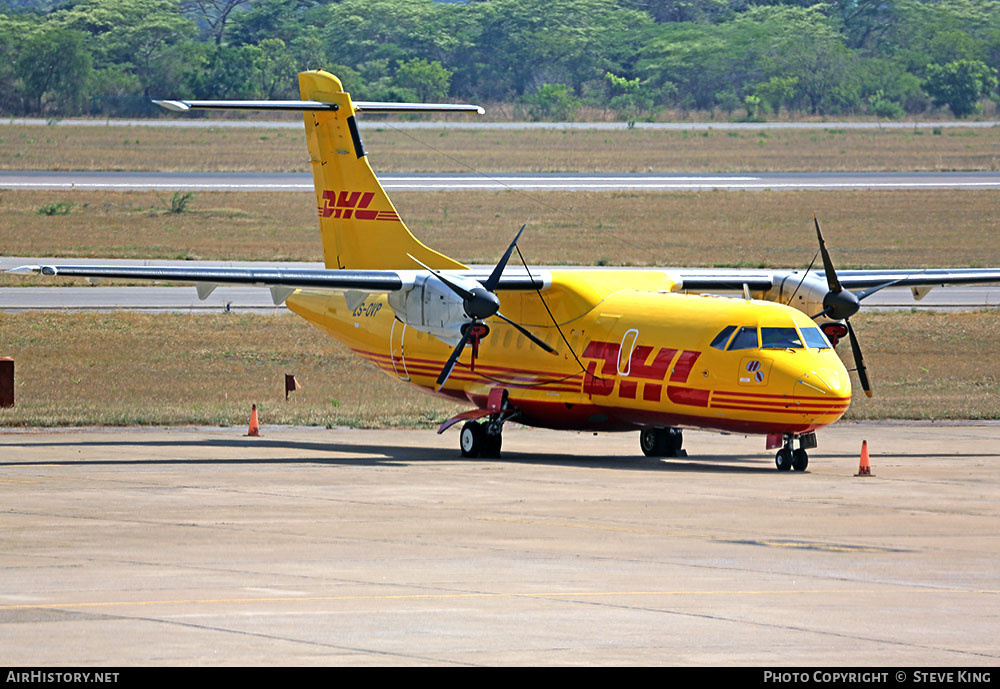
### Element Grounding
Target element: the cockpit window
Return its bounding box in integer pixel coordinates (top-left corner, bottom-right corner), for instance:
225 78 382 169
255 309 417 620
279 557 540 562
709 325 737 350
727 326 759 350
800 327 832 349
760 327 804 349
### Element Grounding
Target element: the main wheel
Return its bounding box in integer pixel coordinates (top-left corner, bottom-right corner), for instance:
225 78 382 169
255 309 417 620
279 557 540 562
792 448 809 472
665 428 683 457
775 447 793 471
640 428 668 457
482 432 502 458
460 421 485 458
640 428 683 457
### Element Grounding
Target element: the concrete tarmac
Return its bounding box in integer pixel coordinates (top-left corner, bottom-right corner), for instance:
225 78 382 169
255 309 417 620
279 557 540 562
1 423 997 666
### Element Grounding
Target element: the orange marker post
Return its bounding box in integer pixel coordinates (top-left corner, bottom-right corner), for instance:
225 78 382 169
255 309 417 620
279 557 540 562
247 404 261 437
855 440 873 476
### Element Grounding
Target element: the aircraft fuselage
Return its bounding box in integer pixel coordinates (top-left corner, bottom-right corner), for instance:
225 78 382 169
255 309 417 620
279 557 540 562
286 268 852 436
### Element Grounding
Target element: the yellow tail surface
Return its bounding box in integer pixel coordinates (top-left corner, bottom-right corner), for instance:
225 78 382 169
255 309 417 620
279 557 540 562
298 70 466 271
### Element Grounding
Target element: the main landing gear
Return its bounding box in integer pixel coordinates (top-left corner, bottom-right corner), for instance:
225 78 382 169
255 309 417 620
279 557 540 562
458 389 517 459
774 433 816 472
460 419 504 458
639 427 685 458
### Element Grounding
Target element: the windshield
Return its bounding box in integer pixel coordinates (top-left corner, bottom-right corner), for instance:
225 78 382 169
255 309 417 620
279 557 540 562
710 325 737 350
800 327 832 349
727 326 759 350
760 327 804 349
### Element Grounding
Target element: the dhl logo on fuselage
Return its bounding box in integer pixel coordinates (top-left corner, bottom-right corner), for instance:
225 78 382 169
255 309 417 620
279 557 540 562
581 340 707 406
319 190 400 221
579 339 848 418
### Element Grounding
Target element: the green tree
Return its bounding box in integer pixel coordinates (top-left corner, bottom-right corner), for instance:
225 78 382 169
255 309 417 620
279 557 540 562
604 71 662 124
181 0 248 45
753 75 799 113
15 25 93 113
186 43 256 98
251 38 296 99
53 0 196 90
393 57 451 101
525 83 580 120
924 59 998 117
639 5 861 114
0 16 32 113
867 89 905 119
226 0 324 62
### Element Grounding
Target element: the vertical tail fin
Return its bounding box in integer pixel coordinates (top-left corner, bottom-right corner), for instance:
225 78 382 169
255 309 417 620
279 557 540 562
155 70 485 271
298 71 468 271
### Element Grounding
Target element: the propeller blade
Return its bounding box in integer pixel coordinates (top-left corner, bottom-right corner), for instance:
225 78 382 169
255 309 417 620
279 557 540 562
814 214 843 293
484 223 528 292
436 328 473 391
844 319 872 398
495 312 557 354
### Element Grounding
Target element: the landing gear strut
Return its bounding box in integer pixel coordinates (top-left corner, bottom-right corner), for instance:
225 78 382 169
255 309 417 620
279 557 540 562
639 427 684 458
775 433 814 472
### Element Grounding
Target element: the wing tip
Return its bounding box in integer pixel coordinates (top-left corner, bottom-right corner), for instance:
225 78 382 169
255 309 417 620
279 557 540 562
152 99 191 112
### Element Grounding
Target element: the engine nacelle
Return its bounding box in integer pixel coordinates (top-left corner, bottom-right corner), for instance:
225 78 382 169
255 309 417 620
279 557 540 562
756 272 830 319
387 274 468 344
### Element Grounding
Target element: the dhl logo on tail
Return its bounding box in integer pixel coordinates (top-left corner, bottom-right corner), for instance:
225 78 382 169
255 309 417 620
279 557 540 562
319 190 400 222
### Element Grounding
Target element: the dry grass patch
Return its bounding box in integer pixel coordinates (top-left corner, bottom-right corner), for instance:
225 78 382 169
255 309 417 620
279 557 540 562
844 310 1000 420
0 189 319 265
3 189 999 274
0 310 997 427
2 124 998 172
0 311 462 427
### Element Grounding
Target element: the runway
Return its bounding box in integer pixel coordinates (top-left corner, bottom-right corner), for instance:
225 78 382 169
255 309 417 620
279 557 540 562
1 423 997 666
4 170 1000 191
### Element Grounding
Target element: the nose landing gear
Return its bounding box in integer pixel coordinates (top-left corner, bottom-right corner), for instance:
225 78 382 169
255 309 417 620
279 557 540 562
775 432 815 471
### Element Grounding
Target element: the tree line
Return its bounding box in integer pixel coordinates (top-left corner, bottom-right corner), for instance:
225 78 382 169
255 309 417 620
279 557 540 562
1 0 998 120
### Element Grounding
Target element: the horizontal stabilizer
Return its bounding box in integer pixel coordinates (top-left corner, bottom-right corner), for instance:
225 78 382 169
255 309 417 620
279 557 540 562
153 99 484 115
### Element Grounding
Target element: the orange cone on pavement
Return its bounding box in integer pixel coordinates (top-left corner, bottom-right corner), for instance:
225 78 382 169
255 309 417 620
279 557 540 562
855 439 872 476
247 404 260 437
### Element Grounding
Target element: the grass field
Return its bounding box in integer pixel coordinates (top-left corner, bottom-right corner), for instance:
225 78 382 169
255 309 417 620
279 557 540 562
3 189 999 280
2 124 998 427
2 124 998 173
1 310 997 428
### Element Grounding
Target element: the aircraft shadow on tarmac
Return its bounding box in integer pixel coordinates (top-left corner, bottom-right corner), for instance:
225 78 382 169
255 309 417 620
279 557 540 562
0 436 803 473
3 436 994 473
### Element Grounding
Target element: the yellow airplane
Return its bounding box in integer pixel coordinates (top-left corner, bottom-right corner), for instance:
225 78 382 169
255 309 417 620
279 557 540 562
10 70 1000 470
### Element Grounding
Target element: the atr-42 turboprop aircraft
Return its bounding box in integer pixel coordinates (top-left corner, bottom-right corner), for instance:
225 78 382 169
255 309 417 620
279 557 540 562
10 70 1000 470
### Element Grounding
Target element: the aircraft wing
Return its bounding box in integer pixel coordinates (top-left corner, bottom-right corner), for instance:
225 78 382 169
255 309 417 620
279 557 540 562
4 264 547 305
830 269 1000 291
670 268 1000 294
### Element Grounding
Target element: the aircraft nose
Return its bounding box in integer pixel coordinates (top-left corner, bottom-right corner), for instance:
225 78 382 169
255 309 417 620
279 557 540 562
797 366 851 398
793 365 852 421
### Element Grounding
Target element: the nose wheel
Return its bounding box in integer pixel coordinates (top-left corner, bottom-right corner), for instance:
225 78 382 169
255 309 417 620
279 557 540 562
775 434 811 471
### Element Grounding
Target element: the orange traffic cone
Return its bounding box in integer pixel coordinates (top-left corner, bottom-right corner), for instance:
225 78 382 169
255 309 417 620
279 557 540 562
855 439 872 476
246 404 260 437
